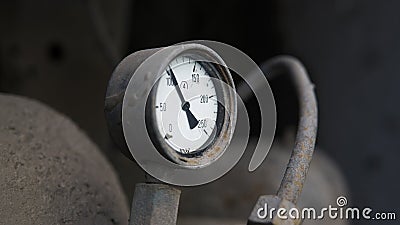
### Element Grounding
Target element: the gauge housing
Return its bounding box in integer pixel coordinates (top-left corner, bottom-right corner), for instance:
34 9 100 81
105 44 237 168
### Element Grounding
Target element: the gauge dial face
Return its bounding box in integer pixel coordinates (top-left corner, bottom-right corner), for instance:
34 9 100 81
153 55 219 155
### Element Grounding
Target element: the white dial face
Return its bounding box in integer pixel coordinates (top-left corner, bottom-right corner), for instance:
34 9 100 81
153 55 219 154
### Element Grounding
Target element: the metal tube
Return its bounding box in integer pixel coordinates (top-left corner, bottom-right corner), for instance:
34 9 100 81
247 56 317 224
263 56 318 204
129 183 181 225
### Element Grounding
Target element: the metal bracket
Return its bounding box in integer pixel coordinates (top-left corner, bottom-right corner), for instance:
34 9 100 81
129 182 181 225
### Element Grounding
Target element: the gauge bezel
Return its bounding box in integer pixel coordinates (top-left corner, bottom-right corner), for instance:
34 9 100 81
145 47 236 168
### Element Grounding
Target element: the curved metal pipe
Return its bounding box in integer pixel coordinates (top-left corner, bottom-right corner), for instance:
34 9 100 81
241 56 318 204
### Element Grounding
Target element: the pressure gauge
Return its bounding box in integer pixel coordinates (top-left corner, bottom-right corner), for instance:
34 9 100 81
105 43 236 168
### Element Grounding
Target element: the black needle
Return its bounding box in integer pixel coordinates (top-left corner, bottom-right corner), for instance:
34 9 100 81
182 102 199 129
166 66 199 129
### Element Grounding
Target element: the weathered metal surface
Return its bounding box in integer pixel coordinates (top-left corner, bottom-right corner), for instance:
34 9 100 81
248 56 318 224
265 56 318 204
129 183 181 225
0 94 129 225
104 48 161 160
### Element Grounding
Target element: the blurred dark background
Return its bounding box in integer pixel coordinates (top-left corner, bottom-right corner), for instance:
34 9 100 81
1 0 399 224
